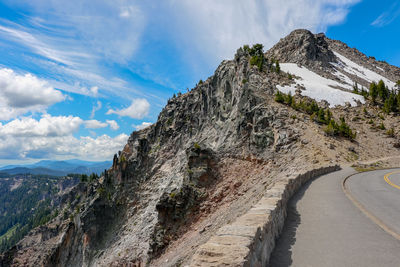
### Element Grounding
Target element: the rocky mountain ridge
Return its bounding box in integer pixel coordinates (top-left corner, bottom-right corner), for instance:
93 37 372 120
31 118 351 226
1 29 400 267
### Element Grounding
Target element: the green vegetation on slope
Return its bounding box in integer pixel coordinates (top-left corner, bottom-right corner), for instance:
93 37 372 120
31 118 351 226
275 91 356 140
0 174 79 252
368 80 400 114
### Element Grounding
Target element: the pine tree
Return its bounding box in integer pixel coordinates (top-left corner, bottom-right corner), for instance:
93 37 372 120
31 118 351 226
377 80 389 101
383 93 397 113
369 82 378 104
275 91 284 103
275 60 281 73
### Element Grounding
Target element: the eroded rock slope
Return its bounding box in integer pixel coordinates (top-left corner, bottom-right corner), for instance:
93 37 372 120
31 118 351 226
2 29 400 267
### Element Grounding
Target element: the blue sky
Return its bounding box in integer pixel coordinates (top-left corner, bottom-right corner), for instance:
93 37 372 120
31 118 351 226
0 0 398 165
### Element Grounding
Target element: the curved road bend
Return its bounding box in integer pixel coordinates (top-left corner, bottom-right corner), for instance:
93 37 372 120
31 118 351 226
270 167 400 267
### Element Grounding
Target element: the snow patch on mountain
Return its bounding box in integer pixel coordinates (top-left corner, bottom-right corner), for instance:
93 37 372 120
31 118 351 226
332 52 396 89
278 63 365 107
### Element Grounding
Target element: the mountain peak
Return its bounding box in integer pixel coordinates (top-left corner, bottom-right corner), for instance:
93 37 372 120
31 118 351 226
266 29 335 67
3 29 400 267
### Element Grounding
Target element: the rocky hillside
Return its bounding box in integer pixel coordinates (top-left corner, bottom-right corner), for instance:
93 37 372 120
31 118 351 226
1 29 400 267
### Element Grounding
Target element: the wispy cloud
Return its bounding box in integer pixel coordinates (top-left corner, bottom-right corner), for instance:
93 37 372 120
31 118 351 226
0 0 150 100
371 2 400 27
0 0 362 105
90 101 102 119
163 0 361 65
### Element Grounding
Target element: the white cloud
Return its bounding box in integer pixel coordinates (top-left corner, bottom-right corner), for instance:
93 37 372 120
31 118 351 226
371 3 400 27
167 0 361 63
90 86 99 96
134 122 152 131
0 1 147 99
0 25 87 66
0 0 361 105
90 101 102 119
3 1 145 64
84 120 108 129
0 68 65 120
0 115 128 161
106 98 150 119
85 119 120 130
0 115 82 137
106 120 120 130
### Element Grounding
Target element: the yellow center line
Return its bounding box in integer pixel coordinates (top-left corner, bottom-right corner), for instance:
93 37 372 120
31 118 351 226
384 171 400 190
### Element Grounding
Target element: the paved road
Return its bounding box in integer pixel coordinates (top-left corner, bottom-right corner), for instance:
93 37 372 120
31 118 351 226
346 169 400 237
269 167 400 267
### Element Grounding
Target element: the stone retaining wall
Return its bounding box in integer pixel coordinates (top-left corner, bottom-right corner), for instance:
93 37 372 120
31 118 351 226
190 165 340 266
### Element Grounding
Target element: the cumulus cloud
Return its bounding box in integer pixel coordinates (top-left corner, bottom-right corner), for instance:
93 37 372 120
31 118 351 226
84 120 108 129
0 115 82 137
0 68 65 120
106 98 150 119
106 120 120 130
0 115 128 161
134 122 152 131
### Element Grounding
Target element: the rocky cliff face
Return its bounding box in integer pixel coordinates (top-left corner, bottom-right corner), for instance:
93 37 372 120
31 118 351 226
2 29 400 267
266 29 336 69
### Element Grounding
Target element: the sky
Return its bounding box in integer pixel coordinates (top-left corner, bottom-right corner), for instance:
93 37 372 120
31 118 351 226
0 0 398 166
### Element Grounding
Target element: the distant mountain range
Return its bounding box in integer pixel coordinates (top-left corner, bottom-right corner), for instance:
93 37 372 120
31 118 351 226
0 159 112 176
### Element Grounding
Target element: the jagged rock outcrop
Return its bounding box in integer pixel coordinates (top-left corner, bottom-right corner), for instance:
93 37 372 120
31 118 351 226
266 29 336 69
267 29 400 90
2 29 400 267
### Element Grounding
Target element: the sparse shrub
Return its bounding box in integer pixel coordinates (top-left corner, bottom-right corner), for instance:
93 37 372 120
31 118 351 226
249 44 265 71
338 117 356 140
283 92 294 106
242 79 248 84
275 91 284 103
80 174 88 183
324 120 336 136
275 91 356 140
386 128 395 137
193 142 201 150
275 60 281 73
378 122 386 130
97 187 105 196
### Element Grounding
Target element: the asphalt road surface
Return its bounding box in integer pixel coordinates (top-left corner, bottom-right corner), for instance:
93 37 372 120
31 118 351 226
269 167 400 267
